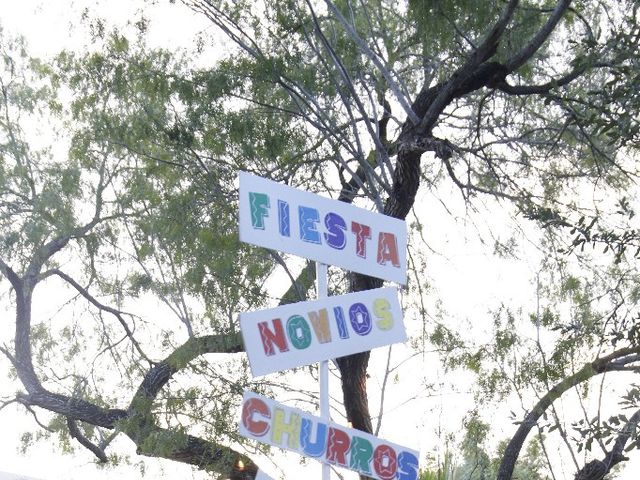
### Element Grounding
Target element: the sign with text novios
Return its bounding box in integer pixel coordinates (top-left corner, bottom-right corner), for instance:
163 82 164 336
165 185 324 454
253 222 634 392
240 287 405 377
239 391 419 480
239 172 407 284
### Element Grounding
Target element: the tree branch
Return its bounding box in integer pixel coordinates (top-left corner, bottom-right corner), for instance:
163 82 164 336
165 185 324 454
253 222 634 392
497 347 640 480
0 257 20 289
48 268 149 361
497 65 586 95
67 417 108 463
14 327 255 477
17 391 127 429
130 333 243 407
413 0 519 135
572 408 639 479
323 0 420 125
276 258 314 306
505 0 573 72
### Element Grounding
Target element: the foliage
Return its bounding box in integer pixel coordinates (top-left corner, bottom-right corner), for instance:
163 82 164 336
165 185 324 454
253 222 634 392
1 1 640 479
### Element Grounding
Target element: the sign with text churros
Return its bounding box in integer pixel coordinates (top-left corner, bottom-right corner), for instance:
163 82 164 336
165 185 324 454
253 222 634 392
239 172 407 284
239 391 419 480
240 287 406 377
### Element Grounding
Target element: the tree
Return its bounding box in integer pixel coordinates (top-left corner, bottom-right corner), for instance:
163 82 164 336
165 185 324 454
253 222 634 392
0 24 267 478
1 1 640 479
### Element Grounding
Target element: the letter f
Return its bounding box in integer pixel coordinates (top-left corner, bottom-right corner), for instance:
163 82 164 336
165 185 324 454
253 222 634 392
250 192 270 229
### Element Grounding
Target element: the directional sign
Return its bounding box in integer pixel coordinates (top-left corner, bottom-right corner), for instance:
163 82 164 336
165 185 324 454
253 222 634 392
239 172 407 284
239 391 419 480
240 287 406 377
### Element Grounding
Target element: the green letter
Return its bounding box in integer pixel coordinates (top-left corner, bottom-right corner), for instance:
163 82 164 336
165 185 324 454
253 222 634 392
250 192 270 229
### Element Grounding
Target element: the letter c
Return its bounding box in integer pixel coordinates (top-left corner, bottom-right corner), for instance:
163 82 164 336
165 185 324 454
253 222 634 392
241 397 271 437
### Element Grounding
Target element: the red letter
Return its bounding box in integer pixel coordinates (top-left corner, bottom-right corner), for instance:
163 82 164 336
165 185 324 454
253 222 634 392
241 397 270 437
377 232 400 267
351 222 371 258
258 319 289 356
326 427 351 466
373 444 398 480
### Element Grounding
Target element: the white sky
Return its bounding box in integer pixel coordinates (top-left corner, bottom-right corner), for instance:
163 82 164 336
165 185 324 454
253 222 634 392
0 2 638 480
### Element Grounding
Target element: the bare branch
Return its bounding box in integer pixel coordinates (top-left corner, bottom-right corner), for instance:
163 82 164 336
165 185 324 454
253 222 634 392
67 417 108 463
498 66 587 95
17 391 127 429
498 61 611 96
374 345 393 436
270 251 307 304
323 0 420 125
0 396 18 413
48 268 149 361
25 407 54 433
0 343 17 367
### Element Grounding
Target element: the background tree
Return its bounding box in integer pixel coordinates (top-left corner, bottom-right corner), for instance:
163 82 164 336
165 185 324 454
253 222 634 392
1 1 640 479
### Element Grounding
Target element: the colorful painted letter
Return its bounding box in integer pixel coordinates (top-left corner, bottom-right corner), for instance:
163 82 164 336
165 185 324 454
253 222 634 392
239 391 420 480
239 171 407 284
240 287 406 376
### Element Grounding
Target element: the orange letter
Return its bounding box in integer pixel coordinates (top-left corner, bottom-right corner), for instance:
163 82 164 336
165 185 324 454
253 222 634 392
241 397 271 437
309 308 332 343
377 232 400 267
351 222 372 258
258 319 289 356
326 427 351 466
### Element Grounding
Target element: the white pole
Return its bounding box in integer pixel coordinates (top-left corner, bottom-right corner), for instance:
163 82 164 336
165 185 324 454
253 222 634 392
316 262 330 480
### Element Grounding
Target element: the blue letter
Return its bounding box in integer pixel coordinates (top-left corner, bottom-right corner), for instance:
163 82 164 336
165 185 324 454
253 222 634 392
397 451 419 480
300 418 327 457
349 303 372 336
323 212 346 249
299 206 321 244
333 306 349 339
278 200 290 237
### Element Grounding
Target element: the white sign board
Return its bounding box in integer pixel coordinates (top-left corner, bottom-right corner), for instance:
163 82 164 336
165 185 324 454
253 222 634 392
240 287 406 377
239 172 407 284
255 471 275 480
239 391 419 480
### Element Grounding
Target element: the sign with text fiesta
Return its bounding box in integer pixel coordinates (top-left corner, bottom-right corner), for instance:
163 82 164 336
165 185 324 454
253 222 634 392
241 287 405 377
240 391 419 480
239 172 407 284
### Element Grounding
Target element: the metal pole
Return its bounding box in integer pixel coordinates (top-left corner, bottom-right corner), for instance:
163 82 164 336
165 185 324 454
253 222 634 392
316 262 330 480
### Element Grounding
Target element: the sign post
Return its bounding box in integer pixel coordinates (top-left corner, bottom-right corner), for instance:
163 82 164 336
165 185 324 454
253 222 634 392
237 171 417 480
316 262 330 480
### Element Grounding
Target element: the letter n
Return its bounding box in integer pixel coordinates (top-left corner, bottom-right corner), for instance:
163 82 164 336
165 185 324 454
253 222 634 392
258 319 289 356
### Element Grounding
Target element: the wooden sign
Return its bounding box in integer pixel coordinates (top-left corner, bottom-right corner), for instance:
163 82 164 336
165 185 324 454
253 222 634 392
239 172 407 284
240 287 406 377
239 391 419 480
